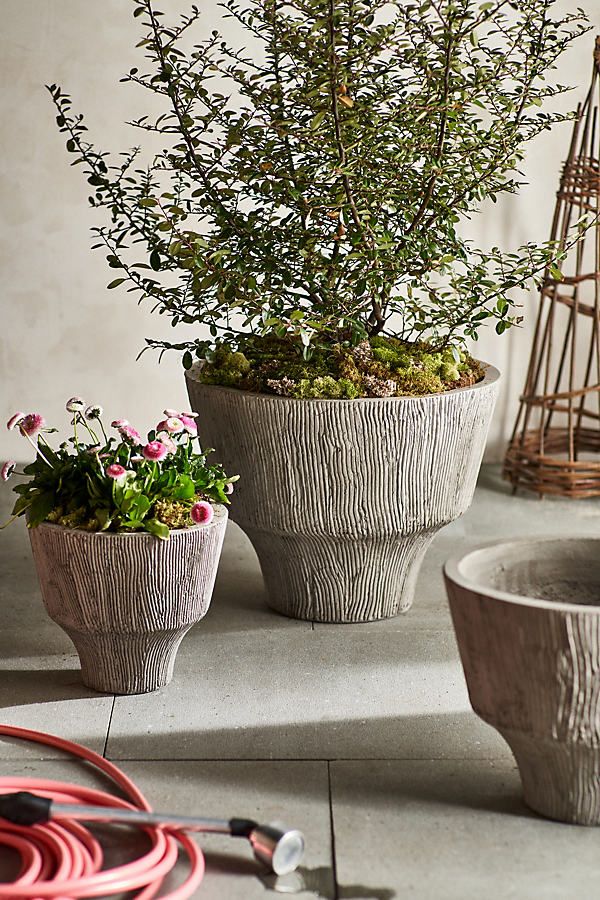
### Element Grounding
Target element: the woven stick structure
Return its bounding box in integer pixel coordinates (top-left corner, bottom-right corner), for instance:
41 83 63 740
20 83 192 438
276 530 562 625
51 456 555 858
503 38 600 498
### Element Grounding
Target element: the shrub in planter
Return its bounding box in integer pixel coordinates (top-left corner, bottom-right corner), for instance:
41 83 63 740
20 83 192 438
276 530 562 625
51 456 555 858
48 0 589 621
2 401 236 693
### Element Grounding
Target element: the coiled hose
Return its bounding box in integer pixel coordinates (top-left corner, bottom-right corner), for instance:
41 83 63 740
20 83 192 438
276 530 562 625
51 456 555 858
0 723 205 898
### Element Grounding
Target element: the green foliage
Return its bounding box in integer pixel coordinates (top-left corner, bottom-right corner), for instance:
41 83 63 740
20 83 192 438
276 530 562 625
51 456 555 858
8 407 236 538
196 335 481 397
48 0 590 362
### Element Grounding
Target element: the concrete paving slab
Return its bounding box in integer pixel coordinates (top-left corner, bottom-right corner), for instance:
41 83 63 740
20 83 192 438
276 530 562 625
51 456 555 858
0 757 333 899
107 629 508 760
330 758 600 900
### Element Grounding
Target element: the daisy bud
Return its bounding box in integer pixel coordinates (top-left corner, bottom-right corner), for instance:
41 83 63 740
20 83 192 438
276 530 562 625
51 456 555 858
66 397 86 413
6 413 25 431
157 432 177 454
85 405 103 420
106 463 128 480
1 460 16 482
179 414 198 436
119 424 143 445
191 500 214 525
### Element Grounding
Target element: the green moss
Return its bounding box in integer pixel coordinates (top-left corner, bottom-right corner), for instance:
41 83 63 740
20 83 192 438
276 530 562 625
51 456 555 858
153 498 192 529
199 336 482 399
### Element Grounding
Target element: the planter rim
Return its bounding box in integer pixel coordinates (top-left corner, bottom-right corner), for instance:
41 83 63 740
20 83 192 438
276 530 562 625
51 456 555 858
444 536 600 614
30 504 228 539
186 359 500 402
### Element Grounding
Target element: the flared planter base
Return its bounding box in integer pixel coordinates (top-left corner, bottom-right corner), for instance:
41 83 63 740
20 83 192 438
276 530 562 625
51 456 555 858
69 628 191 695
250 529 435 622
503 728 600 826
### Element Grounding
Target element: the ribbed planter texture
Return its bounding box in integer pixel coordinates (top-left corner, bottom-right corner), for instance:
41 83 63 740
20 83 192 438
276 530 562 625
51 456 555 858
187 363 500 623
445 537 600 825
28 508 227 694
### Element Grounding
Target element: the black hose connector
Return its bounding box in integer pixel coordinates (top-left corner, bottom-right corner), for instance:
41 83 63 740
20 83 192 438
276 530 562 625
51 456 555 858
0 791 52 826
229 817 258 838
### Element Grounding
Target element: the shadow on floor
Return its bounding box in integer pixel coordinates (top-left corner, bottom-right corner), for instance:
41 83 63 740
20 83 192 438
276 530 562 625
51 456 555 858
0 668 108 708
104 709 510 774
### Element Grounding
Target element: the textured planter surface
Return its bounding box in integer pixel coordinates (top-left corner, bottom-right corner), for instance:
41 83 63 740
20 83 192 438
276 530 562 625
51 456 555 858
445 537 600 825
187 363 499 623
29 509 227 694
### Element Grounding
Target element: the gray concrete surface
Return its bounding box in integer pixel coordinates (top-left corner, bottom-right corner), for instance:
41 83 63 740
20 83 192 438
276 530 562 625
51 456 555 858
1 466 600 898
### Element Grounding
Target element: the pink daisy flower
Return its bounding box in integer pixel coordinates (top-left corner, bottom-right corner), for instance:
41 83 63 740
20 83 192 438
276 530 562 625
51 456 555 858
106 463 127 479
119 424 143 445
111 418 129 428
20 413 46 437
6 413 25 431
156 432 177 455
163 408 180 417
191 500 214 525
130 455 144 463
143 441 169 462
1 460 16 482
179 414 198 436
156 416 184 434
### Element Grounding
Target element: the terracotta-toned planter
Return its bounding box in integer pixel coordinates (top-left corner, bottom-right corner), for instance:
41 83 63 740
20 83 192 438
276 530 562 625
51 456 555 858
187 363 500 623
28 508 227 694
445 537 600 825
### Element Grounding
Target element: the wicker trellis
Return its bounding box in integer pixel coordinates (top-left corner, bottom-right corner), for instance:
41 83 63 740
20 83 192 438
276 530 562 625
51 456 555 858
503 37 600 498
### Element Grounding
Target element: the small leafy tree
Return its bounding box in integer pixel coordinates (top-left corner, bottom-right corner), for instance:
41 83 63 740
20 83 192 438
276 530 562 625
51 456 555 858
49 0 589 364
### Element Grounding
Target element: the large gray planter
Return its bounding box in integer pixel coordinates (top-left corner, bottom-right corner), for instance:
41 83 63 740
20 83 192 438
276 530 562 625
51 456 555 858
28 509 227 694
445 537 600 825
187 363 499 623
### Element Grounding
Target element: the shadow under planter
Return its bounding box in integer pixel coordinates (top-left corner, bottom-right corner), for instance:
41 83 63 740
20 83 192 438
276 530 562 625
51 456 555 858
187 362 500 623
445 537 600 825
28 509 227 694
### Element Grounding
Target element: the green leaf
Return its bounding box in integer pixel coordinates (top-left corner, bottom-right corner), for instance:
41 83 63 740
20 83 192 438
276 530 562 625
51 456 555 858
107 278 126 289
145 518 170 539
27 492 55 528
183 351 193 369
172 475 196 500
150 249 161 271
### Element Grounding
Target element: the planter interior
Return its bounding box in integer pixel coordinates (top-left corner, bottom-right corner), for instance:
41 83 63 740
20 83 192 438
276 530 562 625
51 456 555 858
445 537 600 825
453 538 600 607
188 362 500 623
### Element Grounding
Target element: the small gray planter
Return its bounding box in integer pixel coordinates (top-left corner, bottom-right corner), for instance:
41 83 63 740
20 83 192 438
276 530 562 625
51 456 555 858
28 509 227 694
445 537 600 825
187 363 499 623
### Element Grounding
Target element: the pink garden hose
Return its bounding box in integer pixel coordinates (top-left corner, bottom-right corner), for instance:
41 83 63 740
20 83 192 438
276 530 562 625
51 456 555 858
0 724 304 899
0 723 206 899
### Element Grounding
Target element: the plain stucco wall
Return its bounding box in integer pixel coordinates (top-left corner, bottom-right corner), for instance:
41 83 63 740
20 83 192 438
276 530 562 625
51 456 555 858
1 0 599 462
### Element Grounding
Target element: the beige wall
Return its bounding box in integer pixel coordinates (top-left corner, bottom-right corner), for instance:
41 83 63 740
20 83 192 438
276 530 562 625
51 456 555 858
1 0 598 461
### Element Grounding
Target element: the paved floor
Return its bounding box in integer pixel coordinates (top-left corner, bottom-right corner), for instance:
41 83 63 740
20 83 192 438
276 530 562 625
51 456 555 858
1 466 600 899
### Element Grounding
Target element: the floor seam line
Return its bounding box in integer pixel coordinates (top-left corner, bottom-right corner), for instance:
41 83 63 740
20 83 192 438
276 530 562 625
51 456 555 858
102 695 116 758
327 760 339 900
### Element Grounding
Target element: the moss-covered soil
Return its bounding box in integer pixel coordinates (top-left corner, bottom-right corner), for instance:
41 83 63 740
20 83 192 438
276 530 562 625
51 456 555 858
198 336 484 399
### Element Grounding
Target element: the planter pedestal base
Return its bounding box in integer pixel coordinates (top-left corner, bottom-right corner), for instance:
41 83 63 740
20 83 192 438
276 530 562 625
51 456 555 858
69 628 191 695
249 529 435 622
502 728 600 826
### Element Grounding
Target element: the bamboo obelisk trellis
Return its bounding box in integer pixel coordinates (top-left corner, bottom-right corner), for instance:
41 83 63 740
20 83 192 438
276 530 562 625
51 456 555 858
503 37 600 498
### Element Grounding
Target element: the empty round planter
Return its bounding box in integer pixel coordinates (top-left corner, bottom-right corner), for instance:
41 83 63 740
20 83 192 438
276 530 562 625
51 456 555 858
28 509 227 694
445 537 600 825
187 363 499 623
